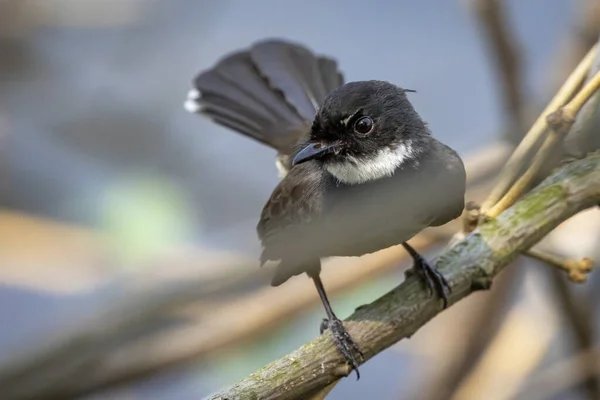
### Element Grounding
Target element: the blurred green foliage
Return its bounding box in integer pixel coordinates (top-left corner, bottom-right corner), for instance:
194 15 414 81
100 173 197 268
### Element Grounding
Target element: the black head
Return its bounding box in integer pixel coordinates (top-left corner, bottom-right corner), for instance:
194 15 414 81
292 80 430 184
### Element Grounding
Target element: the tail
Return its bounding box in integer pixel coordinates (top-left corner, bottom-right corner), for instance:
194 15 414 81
185 39 344 157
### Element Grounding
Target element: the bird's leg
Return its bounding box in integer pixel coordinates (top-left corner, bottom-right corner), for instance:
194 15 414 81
402 242 451 308
311 273 363 379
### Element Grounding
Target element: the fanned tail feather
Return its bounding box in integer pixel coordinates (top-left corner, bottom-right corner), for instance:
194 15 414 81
186 39 345 157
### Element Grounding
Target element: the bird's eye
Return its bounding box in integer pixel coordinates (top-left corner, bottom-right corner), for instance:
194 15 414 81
354 116 374 134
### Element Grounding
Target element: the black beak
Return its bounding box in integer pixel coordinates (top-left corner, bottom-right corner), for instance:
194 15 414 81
292 142 338 166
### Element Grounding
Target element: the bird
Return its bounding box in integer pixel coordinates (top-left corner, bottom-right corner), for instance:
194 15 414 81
185 39 466 379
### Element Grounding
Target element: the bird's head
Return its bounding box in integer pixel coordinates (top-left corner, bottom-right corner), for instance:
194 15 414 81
292 80 429 184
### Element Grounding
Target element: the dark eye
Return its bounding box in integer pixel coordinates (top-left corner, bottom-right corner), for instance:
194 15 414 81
354 116 373 134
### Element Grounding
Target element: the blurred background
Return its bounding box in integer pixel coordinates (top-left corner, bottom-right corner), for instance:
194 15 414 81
0 0 599 399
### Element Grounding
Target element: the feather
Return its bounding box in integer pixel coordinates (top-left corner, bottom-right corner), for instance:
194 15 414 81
187 39 345 162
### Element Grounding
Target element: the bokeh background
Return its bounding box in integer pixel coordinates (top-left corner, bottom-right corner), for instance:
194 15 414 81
1 0 599 399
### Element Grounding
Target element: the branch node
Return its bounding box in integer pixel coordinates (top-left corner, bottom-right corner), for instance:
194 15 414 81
471 276 493 292
546 108 576 135
564 257 594 283
334 364 352 378
526 248 594 284
462 201 481 234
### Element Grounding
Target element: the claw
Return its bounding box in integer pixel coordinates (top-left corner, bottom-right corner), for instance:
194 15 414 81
311 273 364 379
320 318 329 335
408 252 451 308
323 317 363 379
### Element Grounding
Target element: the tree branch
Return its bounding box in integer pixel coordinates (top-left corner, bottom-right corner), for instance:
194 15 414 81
486 67 600 217
480 43 596 213
206 153 600 400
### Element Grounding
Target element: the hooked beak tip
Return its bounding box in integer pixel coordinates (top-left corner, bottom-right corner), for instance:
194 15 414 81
292 142 337 166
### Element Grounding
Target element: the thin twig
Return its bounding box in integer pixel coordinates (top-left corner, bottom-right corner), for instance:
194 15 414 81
480 44 597 213
486 69 600 217
526 248 594 283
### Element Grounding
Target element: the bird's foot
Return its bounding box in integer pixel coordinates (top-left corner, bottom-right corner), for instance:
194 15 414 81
407 254 451 308
320 317 363 380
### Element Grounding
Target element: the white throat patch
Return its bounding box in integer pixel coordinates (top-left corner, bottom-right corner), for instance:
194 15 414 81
325 142 416 185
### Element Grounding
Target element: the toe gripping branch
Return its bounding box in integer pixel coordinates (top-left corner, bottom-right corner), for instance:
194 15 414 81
402 242 451 308
312 273 363 379
311 243 452 381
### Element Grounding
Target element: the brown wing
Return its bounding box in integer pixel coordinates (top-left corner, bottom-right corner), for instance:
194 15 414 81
257 163 326 265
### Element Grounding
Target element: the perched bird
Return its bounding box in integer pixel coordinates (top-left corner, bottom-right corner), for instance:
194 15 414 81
185 39 466 378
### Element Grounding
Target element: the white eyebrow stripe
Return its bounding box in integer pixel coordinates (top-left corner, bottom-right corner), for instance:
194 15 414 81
340 109 364 127
341 114 353 126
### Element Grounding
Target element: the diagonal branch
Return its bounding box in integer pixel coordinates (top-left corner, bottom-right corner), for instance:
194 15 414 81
480 43 597 213
485 68 600 217
206 153 600 400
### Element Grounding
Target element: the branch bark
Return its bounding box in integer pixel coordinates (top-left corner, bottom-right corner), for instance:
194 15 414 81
206 153 600 400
